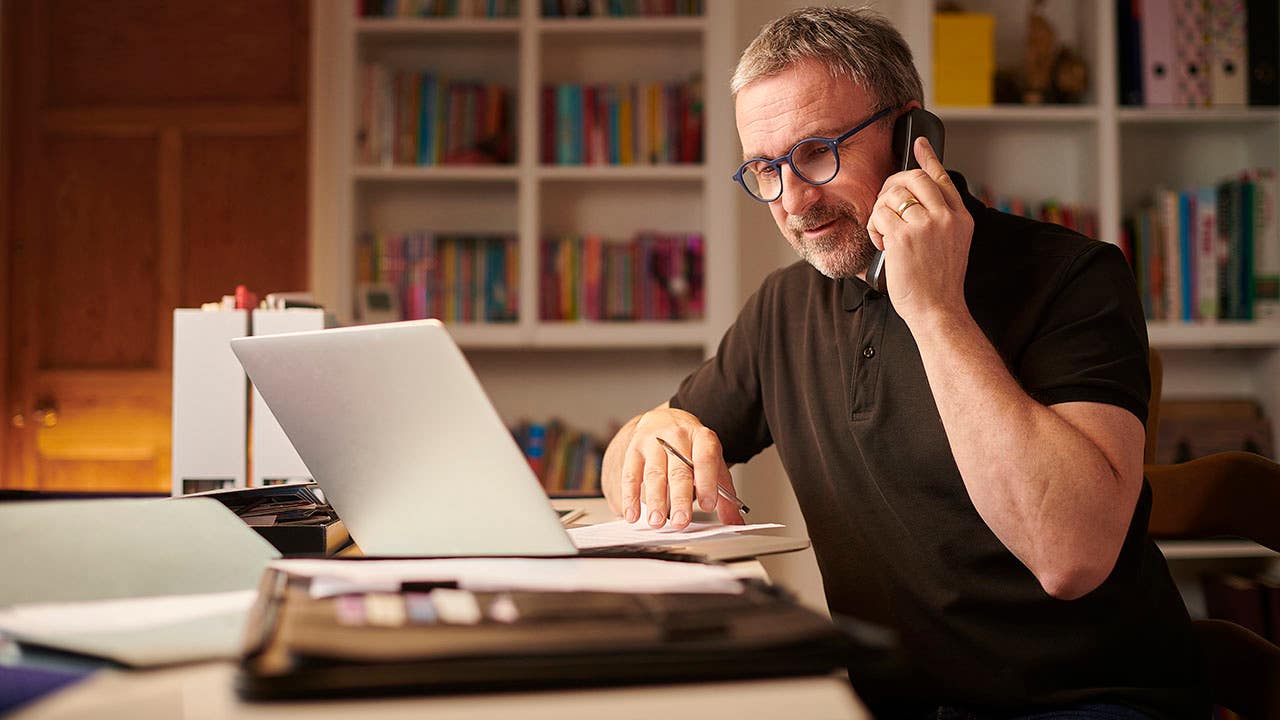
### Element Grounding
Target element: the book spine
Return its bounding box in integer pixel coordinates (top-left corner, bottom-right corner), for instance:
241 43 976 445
688 233 705 318
1241 178 1256 319
1196 187 1220 320
1160 188 1182 320
357 64 375 163
1249 168 1280 320
619 84 634 165
1180 190 1196 320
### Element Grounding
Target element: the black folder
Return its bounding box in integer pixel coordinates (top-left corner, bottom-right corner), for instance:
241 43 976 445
236 566 849 700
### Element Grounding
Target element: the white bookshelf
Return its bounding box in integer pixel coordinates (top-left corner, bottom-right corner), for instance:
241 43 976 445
1147 321 1280 349
910 0 1280 442
309 0 737 438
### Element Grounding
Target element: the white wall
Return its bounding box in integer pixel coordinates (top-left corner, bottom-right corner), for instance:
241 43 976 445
728 1 926 614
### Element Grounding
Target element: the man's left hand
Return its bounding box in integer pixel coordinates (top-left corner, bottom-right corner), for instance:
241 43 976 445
866 136 974 327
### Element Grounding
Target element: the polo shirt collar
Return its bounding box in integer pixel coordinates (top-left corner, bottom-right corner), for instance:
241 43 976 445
840 170 983 312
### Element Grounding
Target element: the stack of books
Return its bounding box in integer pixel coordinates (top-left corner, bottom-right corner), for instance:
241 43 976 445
356 66 515 166
357 232 519 323
510 419 606 497
539 232 704 322
971 186 1098 239
541 0 703 17
541 80 703 165
358 0 520 17
1122 168 1280 322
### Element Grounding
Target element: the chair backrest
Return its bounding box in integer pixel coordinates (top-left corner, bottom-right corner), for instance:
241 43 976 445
1143 348 1280 718
1145 451 1280 553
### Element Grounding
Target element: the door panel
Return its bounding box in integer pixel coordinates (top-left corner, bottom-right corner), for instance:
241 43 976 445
3 0 309 492
181 134 308 308
42 136 160 370
46 0 303 106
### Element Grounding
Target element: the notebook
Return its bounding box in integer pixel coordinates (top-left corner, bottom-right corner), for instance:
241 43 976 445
230 320 806 560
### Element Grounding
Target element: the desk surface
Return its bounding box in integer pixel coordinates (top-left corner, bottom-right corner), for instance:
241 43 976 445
12 663 866 720
11 498 867 719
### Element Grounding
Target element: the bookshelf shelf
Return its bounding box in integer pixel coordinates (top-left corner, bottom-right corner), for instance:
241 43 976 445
355 18 522 36
536 17 706 35
444 323 524 348
443 322 709 350
536 165 705 182
1156 539 1278 560
353 166 521 182
1147 322 1280 349
530 321 709 348
935 105 1100 123
1117 108 1280 124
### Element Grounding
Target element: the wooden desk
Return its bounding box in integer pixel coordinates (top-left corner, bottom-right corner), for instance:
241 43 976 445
11 498 868 719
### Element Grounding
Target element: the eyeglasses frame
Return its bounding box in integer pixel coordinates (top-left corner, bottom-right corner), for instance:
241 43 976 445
731 106 893 203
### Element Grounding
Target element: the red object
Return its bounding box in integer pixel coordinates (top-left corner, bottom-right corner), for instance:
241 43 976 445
234 285 258 310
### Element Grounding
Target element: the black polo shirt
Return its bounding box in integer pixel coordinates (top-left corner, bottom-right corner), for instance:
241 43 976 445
670 173 1204 717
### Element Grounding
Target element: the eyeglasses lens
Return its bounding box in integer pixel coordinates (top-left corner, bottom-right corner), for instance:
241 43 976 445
741 139 839 201
791 139 838 184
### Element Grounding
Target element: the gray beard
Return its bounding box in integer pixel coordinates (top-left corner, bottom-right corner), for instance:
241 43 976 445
785 200 876 279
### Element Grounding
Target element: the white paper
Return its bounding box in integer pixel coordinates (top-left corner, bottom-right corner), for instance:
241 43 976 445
0 590 257 637
567 520 785 550
272 557 745 598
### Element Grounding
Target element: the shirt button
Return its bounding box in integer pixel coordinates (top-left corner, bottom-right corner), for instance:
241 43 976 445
862 346 875 359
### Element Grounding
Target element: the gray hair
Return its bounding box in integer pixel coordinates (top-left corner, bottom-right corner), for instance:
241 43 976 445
731 6 924 114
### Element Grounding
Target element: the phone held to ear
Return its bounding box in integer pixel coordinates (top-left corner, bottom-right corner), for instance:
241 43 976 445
867 108 946 294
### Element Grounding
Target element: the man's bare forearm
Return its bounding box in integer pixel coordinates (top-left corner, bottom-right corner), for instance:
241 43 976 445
910 309 1142 599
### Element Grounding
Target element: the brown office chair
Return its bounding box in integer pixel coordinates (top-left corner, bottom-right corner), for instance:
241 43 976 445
1143 348 1280 719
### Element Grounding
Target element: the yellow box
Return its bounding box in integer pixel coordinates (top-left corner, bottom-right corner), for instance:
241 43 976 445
933 13 996 106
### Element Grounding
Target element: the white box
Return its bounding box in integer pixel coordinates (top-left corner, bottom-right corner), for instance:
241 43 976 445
249 309 325 486
172 309 249 496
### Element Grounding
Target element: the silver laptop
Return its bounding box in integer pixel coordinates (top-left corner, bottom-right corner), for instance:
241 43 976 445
230 320 576 556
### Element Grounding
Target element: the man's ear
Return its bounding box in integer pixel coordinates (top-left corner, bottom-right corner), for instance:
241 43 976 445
895 99 923 119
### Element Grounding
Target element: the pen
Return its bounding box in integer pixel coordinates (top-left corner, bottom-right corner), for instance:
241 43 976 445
655 437 750 515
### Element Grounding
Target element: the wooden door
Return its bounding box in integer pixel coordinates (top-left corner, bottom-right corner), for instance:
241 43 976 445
2 1 310 492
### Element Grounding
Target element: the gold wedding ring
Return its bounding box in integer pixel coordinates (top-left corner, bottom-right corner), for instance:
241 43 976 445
895 196 921 218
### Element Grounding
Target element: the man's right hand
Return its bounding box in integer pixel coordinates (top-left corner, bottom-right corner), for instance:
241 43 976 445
602 404 743 530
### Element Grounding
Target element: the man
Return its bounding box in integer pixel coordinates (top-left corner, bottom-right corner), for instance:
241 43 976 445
601 7 1204 719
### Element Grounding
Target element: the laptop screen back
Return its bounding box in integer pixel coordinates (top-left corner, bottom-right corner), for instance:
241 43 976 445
230 320 576 556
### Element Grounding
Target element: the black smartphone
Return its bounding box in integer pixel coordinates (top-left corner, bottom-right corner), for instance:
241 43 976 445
866 108 946 294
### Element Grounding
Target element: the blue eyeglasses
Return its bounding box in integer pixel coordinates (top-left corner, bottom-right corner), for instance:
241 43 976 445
732 107 891 203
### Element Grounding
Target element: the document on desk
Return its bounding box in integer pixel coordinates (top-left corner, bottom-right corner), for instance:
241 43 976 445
0 497 279 667
567 520 784 550
273 557 746 598
0 590 258 667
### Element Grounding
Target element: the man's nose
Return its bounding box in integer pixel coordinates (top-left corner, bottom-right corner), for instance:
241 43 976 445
777 163 820 216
